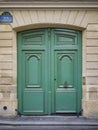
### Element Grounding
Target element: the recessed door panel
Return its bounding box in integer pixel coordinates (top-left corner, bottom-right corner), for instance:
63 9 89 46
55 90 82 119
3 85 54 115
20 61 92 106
26 53 42 88
56 52 74 88
23 91 44 113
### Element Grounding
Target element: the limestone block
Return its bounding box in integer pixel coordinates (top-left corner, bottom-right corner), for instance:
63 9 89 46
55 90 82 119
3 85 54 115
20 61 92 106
3 92 10 99
67 11 78 25
89 87 97 92
0 77 13 85
12 11 25 26
87 31 98 39
0 100 17 117
10 93 17 100
0 85 16 93
87 70 98 76
87 55 98 62
0 63 12 70
89 92 98 100
87 24 98 31
0 48 12 54
86 77 98 85
82 100 98 117
0 40 12 47
80 11 98 28
74 11 86 26
0 55 12 62
0 32 12 40
87 47 98 54
87 85 98 100
21 10 32 24
0 90 16 100
87 39 98 47
0 25 12 31
87 62 98 69
0 70 12 77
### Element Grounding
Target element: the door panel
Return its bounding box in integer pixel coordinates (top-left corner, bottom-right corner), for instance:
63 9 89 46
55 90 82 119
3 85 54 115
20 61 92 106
56 91 76 112
54 51 77 112
23 91 44 113
25 52 42 88
54 29 77 45
23 31 45 45
22 51 45 114
55 52 75 88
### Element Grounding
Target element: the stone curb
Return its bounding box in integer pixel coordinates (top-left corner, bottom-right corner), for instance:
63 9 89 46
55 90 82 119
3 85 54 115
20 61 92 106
0 121 98 126
0 116 98 126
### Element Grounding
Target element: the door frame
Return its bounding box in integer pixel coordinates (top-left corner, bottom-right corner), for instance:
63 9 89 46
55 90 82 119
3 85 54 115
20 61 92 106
17 28 82 115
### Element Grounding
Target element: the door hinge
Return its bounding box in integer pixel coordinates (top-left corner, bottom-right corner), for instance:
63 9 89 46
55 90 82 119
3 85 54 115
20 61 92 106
77 109 83 118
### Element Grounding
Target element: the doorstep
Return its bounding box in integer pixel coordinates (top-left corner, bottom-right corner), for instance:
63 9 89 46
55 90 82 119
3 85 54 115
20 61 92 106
0 116 98 126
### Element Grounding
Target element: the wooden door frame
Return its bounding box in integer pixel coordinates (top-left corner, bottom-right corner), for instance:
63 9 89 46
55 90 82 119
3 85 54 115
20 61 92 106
17 28 82 115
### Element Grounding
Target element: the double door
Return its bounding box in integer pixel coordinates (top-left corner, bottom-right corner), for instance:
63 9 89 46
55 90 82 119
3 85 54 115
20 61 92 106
18 28 82 115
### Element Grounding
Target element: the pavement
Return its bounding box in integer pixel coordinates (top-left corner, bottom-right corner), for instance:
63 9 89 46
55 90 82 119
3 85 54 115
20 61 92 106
0 116 98 126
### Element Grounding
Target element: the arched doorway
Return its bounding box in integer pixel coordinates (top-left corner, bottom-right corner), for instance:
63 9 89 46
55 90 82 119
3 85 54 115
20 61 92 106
17 28 82 115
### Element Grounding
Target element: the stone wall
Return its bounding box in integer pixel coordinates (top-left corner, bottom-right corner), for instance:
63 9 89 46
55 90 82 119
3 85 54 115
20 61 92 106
0 9 98 117
0 25 17 116
82 24 98 117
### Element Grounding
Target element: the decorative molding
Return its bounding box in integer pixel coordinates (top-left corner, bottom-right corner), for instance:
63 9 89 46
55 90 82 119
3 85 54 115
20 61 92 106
0 1 98 9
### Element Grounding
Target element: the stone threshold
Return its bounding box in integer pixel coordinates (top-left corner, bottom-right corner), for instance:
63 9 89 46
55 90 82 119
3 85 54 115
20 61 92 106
0 116 98 126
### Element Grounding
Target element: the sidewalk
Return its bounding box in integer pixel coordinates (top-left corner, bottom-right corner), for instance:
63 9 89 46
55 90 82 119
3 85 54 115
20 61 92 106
0 116 98 126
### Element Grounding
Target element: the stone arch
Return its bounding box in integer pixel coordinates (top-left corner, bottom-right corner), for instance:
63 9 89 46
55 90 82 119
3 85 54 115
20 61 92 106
10 10 95 31
13 23 85 32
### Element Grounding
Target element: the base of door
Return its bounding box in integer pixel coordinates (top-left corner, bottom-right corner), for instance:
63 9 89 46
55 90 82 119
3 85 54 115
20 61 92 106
51 112 82 117
17 112 82 117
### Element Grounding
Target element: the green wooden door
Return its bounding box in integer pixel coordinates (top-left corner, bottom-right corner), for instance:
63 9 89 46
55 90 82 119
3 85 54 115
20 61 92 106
18 28 82 115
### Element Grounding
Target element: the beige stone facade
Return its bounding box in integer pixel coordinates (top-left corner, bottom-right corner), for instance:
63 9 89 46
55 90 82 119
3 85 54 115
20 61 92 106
0 1 98 117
